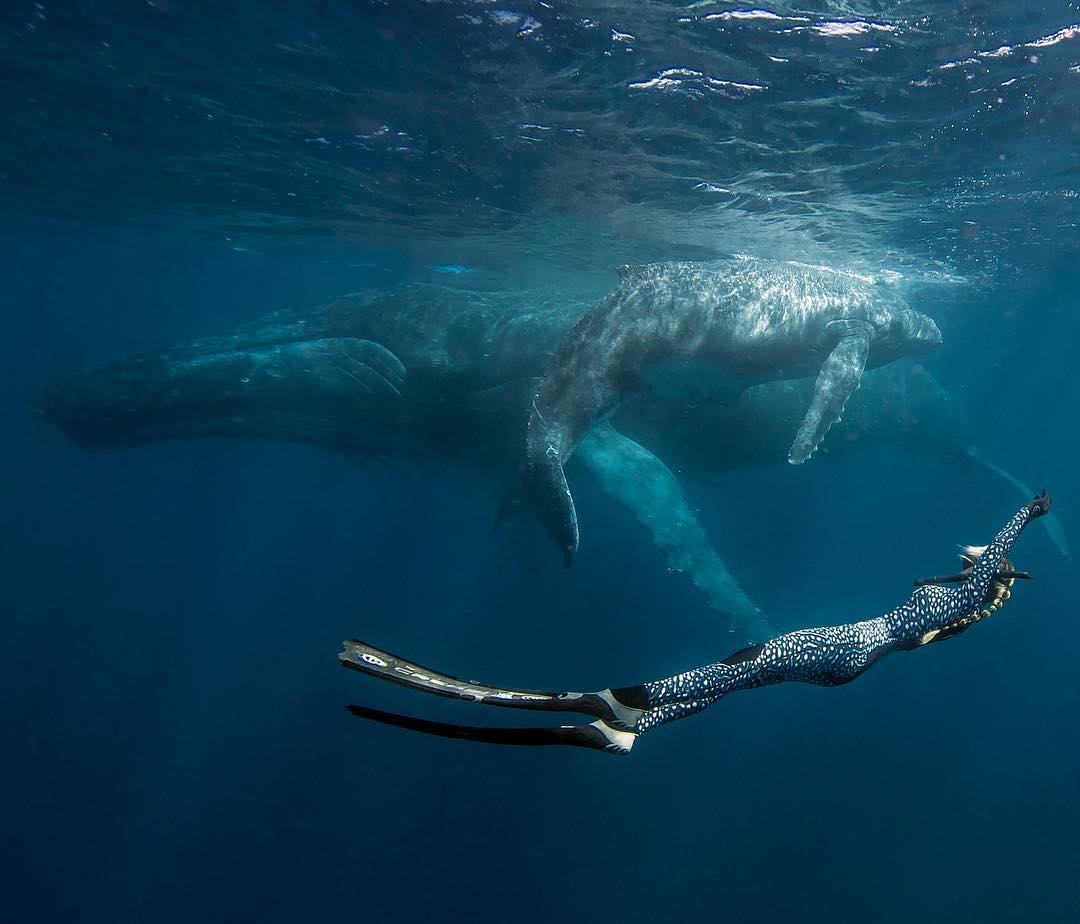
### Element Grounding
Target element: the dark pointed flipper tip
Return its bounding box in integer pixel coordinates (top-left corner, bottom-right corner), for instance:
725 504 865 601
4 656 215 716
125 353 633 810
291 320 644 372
532 454 579 567
497 456 579 565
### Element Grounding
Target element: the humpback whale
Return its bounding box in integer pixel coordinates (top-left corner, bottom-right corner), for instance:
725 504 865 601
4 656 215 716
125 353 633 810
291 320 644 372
34 278 1064 639
505 257 943 564
31 284 766 636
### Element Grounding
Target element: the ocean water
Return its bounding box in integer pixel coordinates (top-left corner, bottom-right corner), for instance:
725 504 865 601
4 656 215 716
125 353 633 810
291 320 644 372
3 3 1079 922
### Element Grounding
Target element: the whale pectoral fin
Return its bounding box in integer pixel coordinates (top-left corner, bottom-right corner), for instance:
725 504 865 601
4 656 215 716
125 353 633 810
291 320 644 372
302 338 407 400
789 319 873 464
497 453 579 567
572 424 769 638
537 453 579 567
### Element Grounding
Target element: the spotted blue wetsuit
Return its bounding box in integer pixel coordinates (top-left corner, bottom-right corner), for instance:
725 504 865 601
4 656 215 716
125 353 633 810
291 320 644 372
340 495 1049 754
632 499 1040 734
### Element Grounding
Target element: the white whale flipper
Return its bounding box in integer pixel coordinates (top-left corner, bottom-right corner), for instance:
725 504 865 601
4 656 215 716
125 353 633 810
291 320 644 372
572 423 769 639
789 319 873 464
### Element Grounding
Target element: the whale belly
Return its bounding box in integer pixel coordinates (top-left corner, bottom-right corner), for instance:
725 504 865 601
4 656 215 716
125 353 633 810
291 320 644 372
641 357 755 402
640 351 819 404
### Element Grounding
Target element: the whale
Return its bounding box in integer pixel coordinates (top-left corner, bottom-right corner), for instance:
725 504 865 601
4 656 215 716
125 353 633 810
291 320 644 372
616 362 1069 560
501 257 943 564
30 284 767 636
35 278 1064 639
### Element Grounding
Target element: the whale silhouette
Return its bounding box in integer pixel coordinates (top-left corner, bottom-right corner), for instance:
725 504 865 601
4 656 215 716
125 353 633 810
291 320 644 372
34 279 1064 639
502 257 942 565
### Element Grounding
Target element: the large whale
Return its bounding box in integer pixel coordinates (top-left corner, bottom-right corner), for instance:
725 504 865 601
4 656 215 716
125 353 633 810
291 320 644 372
35 280 1063 637
32 284 766 636
506 256 943 564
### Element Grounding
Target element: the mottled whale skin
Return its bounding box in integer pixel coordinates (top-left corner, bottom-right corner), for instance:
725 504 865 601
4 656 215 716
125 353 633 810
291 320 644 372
508 257 943 564
37 278 1066 637
34 285 574 462
620 361 977 474
617 361 1069 560
32 284 771 635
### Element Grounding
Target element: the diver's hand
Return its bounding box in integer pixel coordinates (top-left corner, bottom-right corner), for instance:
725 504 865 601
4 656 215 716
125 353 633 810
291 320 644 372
1027 489 1052 518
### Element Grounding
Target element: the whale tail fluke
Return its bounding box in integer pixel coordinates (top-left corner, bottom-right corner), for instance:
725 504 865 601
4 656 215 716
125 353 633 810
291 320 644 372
495 455 579 567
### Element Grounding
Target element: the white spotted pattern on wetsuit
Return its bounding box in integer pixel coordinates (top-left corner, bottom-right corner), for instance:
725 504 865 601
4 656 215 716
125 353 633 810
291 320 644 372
635 505 1034 733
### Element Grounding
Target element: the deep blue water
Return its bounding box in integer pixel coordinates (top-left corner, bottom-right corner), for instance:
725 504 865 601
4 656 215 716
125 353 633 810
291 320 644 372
3 3 1080 922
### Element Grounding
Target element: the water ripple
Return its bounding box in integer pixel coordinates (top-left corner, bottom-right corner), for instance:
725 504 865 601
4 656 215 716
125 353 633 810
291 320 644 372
0 1 1075 287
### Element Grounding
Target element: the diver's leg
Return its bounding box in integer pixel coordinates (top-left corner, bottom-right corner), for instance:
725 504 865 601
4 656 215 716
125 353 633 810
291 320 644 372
634 620 893 733
340 494 1054 751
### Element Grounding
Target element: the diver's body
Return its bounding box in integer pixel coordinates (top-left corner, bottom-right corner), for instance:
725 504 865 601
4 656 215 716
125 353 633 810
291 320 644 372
340 492 1051 754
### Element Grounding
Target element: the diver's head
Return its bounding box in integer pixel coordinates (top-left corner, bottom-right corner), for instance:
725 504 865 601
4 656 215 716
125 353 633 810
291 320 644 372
961 545 1020 611
915 546 1024 646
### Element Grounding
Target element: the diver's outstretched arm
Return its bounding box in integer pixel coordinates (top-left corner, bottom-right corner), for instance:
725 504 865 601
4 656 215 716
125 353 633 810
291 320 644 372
340 493 1051 756
951 489 1050 610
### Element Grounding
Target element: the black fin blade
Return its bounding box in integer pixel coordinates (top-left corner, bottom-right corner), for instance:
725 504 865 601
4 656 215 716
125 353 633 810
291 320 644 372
346 705 632 754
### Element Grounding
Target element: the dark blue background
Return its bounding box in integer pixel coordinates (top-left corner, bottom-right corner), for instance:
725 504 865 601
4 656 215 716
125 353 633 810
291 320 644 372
3 216 1076 923
4 0 1080 919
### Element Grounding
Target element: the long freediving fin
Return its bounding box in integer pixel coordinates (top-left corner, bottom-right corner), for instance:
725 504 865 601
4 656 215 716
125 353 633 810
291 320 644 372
789 319 873 464
346 704 637 754
338 639 647 730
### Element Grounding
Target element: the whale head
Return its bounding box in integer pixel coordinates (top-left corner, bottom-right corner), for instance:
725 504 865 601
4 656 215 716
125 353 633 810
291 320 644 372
866 304 942 366
32 337 411 454
30 357 169 450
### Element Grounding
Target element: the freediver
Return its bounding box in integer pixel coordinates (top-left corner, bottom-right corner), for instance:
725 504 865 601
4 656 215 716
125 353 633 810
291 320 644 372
339 491 1051 755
